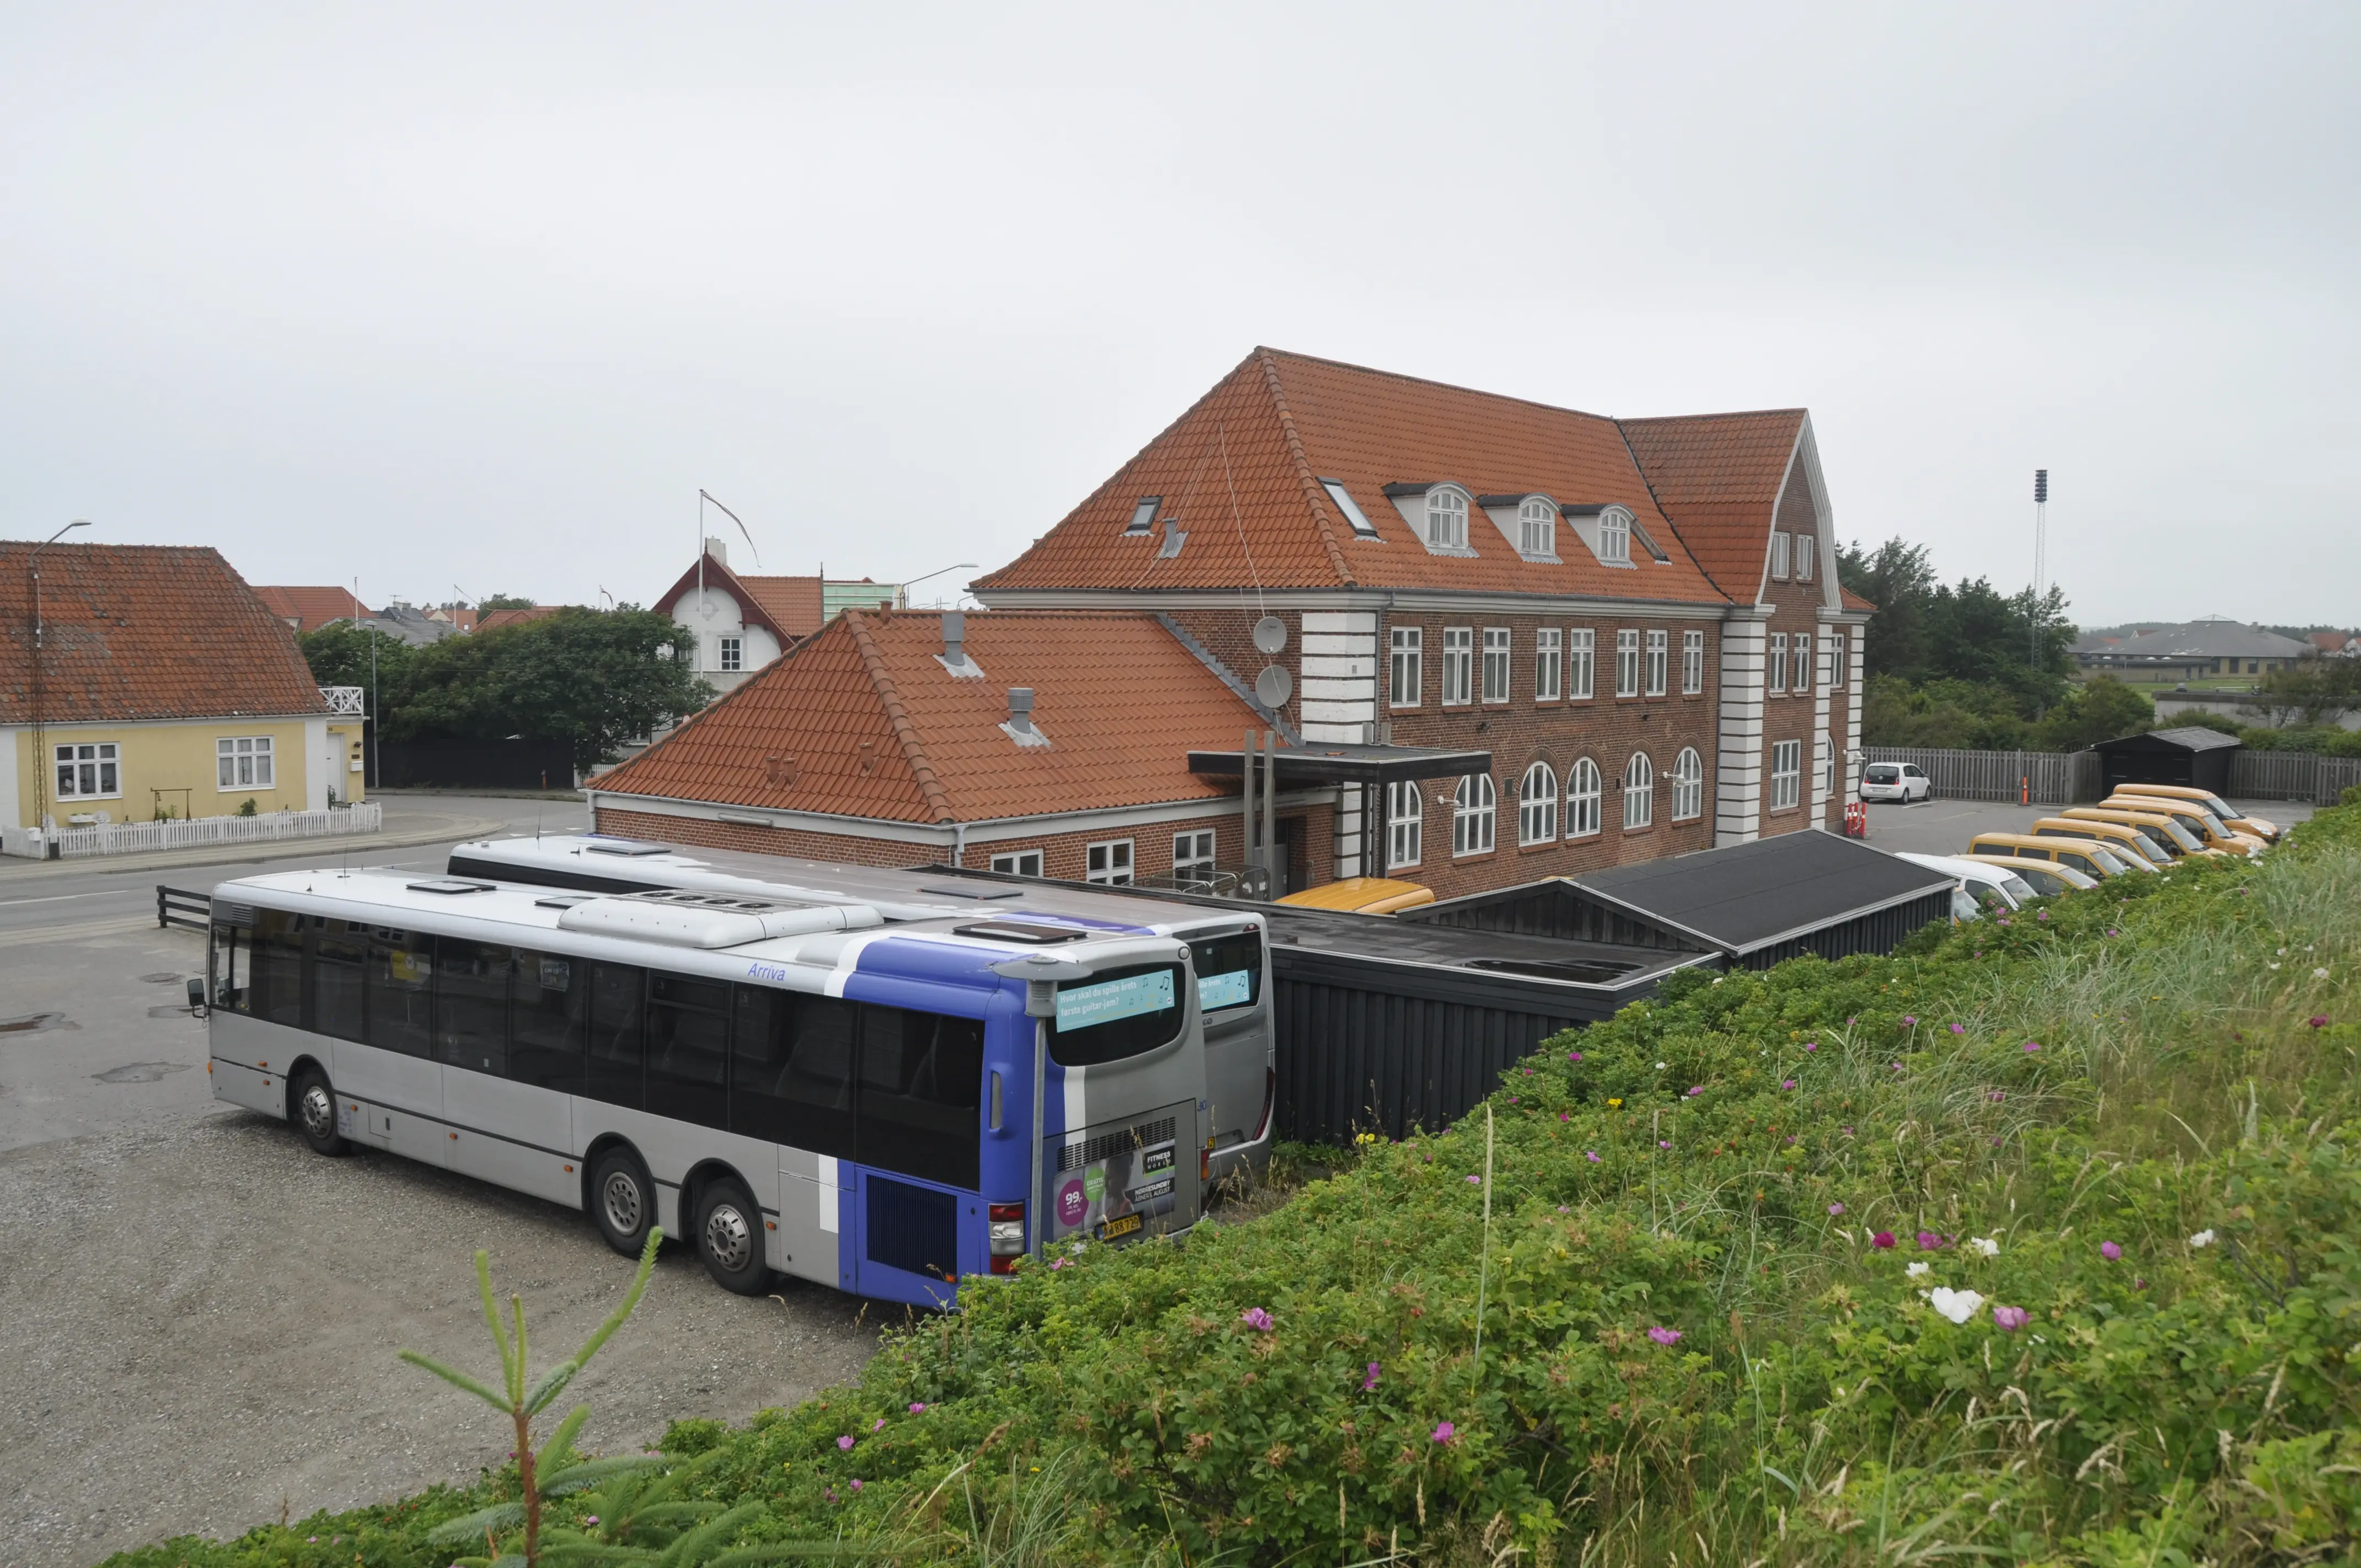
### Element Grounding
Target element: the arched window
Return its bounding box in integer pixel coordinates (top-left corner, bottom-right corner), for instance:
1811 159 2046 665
1452 772 1496 856
1623 753 1654 830
1518 497 1557 556
1518 761 1557 845
1598 505 1632 564
1565 757 1603 838
1426 487 1468 550
1672 747 1704 821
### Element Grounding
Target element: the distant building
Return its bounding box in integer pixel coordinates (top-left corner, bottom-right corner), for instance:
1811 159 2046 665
2075 617 2316 679
2 542 364 836
253 585 371 633
2307 630 2360 658
475 605 566 634
660 540 900 698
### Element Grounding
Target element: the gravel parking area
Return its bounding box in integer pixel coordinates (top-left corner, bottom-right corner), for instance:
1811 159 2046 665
0 1110 885 1568
1855 795 2314 858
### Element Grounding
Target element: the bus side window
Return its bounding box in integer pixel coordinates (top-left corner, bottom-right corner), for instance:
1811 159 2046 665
315 922 368 1044
510 950 586 1096
858 1007 984 1191
646 972 730 1131
729 988 856 1159
587 963 646 1110
367 928 435 1058
436 938 512 1078
211 923 247 1013
253 910 306 1030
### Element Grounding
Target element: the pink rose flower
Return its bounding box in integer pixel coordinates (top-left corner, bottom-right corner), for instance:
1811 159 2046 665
1991 1305 2030 1332
1647 1326 1682 1346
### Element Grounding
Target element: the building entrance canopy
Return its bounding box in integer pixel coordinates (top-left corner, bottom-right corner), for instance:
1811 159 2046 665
1185 742 1493 789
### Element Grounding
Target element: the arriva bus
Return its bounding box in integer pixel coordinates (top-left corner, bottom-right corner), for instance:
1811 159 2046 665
444 835 1276 1190
204 866 1214 1307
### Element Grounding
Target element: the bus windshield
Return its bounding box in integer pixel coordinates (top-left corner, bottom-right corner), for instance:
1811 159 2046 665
1051 963 1186 1067
1188 930 1262 1014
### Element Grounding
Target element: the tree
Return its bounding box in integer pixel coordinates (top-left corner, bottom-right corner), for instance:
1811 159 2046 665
1838 538 1939 682
478 592 537 611
297 620 415 715
390 608 714 771
2246 657 2361 728
2033 674 2155 751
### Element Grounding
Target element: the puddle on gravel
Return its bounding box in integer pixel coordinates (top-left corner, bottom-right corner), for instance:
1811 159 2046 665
91 1062 192 1084
146 1004 198 1019
139 972 186 984
0 1012 74 1035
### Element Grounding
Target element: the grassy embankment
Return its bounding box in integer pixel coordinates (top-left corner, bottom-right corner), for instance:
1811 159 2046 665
115 805 2361 1567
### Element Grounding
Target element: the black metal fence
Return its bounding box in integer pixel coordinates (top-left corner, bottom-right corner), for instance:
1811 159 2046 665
376 738 578 791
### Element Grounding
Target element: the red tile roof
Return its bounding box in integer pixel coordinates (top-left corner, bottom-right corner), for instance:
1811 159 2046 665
476 606 565 634
253 585 371 631
1840 586 1878 614
1 543 329 723
976 348 1729 605
592 610 1265 824
656 555 827 644
1618 410 1809 602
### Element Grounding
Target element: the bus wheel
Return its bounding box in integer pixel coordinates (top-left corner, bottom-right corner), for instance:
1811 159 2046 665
590 1150 656 1257
694 1179 770 1295
291 1068 347 1157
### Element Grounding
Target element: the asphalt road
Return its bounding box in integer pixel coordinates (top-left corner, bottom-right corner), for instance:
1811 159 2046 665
0 793 885 1568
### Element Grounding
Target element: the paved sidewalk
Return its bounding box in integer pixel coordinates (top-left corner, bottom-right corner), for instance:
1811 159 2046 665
0 804 508 885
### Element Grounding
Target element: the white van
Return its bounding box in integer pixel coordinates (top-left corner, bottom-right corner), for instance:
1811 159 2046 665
1892 851 2034 916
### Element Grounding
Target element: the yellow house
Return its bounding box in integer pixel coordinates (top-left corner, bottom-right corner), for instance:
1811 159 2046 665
2 541 365 834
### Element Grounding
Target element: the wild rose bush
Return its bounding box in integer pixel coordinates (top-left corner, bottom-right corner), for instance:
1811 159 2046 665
112 806 2361 1567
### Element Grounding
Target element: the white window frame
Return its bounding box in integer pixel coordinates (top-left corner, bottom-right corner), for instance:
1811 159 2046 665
717 635 744 673
1770 740 1802 811
1441 627 1473 706
1815 735 1833 799
1565 758 1603 839
1672 747 1704 821
1793 633 1813 695
1518 497 1556 556
1386 780 1423 869
1770 531 1792 580
1517 761 1557 845
1614 629 1641 698
55 742 122 801
1598 509 1631 564
216 736 275 791
1085 839 1134 886
1534 628 1563 701
1682 630 1705 695
1451 773 1497 857
989 850 1044 878
1645 629 1668 696
1172 829 1217 887
1426 487 1468 551
1481 628 1511 704
1622 753 1653 829
1767 633 1788 694
1829 632 1848 689
1569 629 1595 700
1389 626 1422 708
1796 535 1815 581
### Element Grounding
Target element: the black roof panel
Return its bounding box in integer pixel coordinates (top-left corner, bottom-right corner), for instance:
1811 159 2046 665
2095 726 2244 753
1565 832 1956 955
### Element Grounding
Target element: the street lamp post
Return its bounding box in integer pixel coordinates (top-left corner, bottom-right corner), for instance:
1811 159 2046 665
28 520 93 857
896 561 979 609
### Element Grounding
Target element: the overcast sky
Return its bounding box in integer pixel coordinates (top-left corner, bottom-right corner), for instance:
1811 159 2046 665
4 4 2354 628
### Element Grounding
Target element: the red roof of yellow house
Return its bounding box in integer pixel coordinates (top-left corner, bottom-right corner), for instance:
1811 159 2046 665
592 610 1269 824
476 605 566 634
253 584 371 631
975 347 1729 606
1618 409 1816 602
2 543 329 722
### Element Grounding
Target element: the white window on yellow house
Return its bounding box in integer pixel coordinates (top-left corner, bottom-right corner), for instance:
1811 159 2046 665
217 736 275 790
56 743 121 799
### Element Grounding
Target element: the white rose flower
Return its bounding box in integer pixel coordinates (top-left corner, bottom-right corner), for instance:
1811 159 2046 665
1968 1236 2000 1256
1927 1287 1984 1325
1906 1261 1930 1278
2189 1229 2217 1248
2317 967 2331 979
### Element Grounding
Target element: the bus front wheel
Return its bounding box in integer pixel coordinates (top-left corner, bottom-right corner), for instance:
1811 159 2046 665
291 1067 347 1157
694 1178 770 1295
590 1149 656 1257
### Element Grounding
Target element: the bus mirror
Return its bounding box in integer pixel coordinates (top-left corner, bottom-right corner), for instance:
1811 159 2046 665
186 977 207 1018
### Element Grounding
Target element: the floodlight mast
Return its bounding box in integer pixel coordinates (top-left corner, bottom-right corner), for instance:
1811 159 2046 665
2031 469 2049 670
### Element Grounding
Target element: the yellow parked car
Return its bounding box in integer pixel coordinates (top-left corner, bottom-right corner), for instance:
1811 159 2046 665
1954 852 2099 896
2059 805 2222 860
2026 815 2175 870
1275 876 1436 916
2105 792 2266 856
1966 831 2148 879
2102 782 2278 843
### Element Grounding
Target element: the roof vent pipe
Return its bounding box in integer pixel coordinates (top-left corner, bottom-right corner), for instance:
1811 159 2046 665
1007 688 1035 734
943 610 965 663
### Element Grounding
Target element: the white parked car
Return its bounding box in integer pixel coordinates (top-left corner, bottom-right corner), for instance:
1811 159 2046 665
1894 851 2034 915
1860 762 1933 803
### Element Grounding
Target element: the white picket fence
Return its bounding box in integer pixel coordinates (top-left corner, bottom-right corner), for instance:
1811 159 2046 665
3 802 384 859
2228 752 2361 805
1861 747 2102 805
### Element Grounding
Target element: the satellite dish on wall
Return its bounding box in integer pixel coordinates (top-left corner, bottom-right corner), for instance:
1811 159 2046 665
1254 666 1294 707
1252 616 1288 655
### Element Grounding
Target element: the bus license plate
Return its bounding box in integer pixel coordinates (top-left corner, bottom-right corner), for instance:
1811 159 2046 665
1098 1212 1143 1242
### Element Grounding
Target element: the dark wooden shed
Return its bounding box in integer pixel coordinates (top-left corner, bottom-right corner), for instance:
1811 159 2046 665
2092 726 2241 794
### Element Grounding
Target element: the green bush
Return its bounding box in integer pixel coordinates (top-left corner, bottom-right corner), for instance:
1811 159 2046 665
108 808 2361 1567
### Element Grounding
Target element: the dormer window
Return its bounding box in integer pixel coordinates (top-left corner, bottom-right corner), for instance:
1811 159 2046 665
1426 487 1467 549
1519 498 1555 556
1125 497 1161 535
1598 507 1631 564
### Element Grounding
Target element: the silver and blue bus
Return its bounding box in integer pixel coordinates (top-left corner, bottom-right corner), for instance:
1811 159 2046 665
204 867 1212 1307
444 835 1276 1190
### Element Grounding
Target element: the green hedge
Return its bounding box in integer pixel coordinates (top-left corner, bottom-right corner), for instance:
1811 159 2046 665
113 807 2361 1566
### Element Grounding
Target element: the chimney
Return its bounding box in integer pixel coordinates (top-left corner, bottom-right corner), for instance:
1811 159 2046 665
943 611 965 663
1006 687 1035 735
705 535 728 566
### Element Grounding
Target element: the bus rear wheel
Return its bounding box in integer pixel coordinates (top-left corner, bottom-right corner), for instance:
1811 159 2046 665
694 1178 770 1295
590 1149 656 1257
291 1067 347 1157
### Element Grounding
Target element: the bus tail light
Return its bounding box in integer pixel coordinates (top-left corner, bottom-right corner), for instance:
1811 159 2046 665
988 1202 1025 1273
1252 1068 1276 1142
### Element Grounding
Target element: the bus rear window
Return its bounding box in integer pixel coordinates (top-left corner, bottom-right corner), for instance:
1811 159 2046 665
1051 963 1184 1067
1189 930 1263 1014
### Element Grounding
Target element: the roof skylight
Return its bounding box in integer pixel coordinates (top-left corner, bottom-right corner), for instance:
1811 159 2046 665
1319 479 1380 538
1125 497 1161 535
